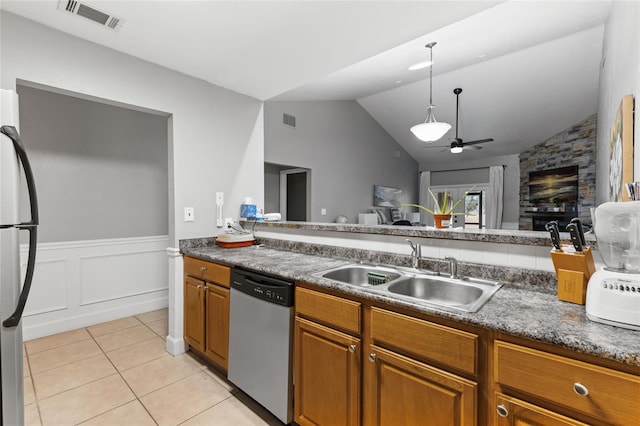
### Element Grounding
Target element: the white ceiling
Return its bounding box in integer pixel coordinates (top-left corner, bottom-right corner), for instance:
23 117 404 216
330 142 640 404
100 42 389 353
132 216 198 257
1 0 613 165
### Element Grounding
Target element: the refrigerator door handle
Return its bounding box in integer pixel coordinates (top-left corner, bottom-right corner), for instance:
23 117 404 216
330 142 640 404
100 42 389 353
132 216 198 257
1 125 39 227
3 225 37 328
1 125 39 328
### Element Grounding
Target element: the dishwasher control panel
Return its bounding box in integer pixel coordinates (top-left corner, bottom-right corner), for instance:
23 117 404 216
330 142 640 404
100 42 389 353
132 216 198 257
231 268 294 307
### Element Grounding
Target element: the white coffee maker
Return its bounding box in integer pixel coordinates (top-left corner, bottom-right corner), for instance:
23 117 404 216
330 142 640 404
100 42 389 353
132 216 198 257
586 201 640 330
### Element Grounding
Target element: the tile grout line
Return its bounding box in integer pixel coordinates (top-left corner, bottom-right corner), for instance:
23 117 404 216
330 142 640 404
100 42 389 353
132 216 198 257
23 345 44 426
92 317 160 426
65 328 136 426
176 393 236 426
25 335 93 357
25 311 188 426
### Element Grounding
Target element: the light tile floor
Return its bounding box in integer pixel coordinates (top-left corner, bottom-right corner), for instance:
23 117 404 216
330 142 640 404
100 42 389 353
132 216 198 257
23 309 283 426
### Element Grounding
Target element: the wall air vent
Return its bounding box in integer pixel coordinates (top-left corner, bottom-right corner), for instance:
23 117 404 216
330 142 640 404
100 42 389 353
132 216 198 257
57 0 125 31
282 113 296 128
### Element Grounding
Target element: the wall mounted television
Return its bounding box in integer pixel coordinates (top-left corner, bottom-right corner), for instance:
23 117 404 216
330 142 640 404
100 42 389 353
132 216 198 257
529 165 579 202
373 185 402 207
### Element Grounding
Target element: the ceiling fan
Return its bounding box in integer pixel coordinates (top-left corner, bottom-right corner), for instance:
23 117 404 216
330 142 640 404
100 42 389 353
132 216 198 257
422 88 494 154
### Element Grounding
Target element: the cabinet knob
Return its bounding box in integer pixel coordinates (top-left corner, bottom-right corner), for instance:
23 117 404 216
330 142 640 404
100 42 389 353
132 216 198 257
573 382 589 396
348 344 356 353
200 266 206 272
196 285 202 289
496 405 509 418
368 353 376 362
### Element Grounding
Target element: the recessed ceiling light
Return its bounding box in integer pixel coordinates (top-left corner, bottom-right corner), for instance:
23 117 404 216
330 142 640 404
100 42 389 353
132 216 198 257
477 53 487 58
408 60 433 71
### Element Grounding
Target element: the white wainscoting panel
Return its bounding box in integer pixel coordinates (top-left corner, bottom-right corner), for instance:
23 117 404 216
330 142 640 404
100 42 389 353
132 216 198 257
21 236 169 341
23 258 67 316
80 250 168 306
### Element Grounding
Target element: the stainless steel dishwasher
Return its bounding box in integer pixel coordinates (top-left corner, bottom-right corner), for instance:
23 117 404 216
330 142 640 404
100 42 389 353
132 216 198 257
228 267 294 424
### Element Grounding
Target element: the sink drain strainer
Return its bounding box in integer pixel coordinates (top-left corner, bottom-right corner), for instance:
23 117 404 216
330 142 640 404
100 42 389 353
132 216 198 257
367 272 388 286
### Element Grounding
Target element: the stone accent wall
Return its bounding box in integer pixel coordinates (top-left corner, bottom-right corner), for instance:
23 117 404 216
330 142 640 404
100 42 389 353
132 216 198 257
519 114 596 230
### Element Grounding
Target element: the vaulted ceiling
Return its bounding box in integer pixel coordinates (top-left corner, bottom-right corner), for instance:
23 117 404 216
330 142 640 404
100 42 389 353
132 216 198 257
1 1 612 165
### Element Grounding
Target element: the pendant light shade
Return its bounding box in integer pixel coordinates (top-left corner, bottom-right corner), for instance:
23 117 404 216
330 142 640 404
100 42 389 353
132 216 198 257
410 42 450 142
410 105 451 142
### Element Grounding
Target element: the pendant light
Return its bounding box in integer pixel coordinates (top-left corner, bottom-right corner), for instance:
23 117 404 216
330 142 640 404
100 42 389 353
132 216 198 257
410 42 451 142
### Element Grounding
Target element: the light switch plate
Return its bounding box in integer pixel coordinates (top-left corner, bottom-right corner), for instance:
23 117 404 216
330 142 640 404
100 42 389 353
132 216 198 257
184 207 194 222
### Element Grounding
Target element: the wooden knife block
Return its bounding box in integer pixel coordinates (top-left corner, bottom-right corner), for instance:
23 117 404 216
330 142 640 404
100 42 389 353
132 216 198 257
549 248 596 305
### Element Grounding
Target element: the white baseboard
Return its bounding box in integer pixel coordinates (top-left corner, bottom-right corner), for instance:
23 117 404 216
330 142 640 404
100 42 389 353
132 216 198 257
23 297 167 340
165 335 186 356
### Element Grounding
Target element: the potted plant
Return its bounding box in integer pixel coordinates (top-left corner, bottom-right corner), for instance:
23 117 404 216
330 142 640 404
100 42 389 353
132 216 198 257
531 198 540 212
404 186 475 229
552 197 561 212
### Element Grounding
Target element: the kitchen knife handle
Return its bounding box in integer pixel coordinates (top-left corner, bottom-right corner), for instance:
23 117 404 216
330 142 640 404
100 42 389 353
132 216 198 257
545 221 561 250
566 223 584 253
570 218 586 247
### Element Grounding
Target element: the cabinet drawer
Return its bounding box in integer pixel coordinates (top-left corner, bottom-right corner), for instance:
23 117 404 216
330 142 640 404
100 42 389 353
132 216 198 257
184 256 230 287
370 307 477 376
495 340 640 425
296 287 361 335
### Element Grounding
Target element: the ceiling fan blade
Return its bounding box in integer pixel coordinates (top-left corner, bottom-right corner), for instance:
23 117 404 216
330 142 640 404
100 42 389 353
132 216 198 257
420 145 449 149
439 147 450 153
463 145 483 150
464 138 494 146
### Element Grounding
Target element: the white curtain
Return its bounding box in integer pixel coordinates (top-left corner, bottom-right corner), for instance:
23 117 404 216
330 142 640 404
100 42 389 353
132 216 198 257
488 166 504 229
418 171 431 226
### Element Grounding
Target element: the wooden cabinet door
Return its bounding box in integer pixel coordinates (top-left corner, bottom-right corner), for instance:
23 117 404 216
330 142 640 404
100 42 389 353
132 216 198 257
367 345 477 426
204 283 230 371
495 393 588 426
184 276 205 352
294 317 361 426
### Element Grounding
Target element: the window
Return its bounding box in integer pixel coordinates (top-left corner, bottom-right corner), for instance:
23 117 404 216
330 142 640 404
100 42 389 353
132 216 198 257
428 184 490 229
464 191 486 229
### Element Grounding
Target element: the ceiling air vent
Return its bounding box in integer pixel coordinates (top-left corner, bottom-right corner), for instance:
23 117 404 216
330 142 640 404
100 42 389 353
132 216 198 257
57 0 125 31
282 113 296 128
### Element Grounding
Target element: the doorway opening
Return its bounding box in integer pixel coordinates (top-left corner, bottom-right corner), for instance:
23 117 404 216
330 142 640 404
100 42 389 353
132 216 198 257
264 163 311 221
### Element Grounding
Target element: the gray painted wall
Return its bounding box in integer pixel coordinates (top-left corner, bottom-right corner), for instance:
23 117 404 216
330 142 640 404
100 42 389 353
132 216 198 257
18 85 168 243
596 1 640 204
264 100 418 223
1 12 264 245
264 163 285 214
420 154 521 226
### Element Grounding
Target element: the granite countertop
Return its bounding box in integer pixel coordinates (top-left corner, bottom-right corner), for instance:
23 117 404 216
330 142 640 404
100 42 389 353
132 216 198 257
182 244 639 368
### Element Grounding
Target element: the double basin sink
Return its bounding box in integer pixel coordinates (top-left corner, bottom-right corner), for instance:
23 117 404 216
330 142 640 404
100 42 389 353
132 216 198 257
315 263 502 313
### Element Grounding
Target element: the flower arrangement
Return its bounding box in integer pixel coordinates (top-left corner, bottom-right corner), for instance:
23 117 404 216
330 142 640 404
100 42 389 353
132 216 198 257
404 186 476 216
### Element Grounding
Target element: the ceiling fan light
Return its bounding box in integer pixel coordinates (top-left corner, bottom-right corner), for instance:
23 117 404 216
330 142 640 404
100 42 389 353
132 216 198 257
450 146 464 154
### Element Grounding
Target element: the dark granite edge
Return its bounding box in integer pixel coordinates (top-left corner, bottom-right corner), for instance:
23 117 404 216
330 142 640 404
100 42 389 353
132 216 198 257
179 237 217 251
254 221 598 249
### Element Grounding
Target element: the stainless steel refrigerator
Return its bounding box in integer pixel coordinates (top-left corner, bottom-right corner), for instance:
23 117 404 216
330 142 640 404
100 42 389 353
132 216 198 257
1 89 39 425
